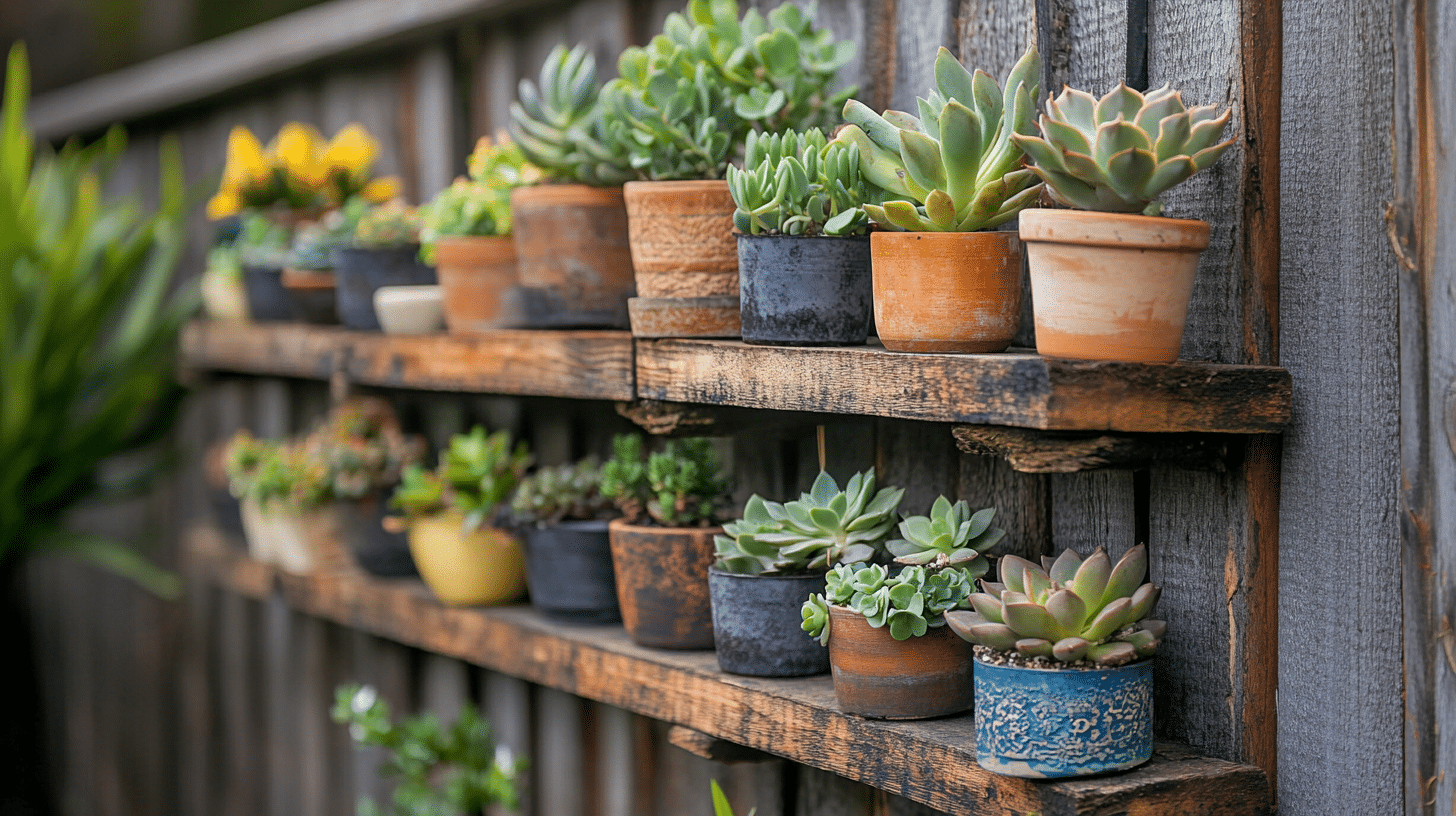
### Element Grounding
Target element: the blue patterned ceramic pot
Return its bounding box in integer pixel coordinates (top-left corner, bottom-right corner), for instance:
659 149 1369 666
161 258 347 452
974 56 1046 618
974 655 1153 778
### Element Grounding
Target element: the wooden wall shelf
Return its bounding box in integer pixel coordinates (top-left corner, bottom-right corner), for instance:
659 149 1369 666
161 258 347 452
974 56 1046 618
186 529 1273 815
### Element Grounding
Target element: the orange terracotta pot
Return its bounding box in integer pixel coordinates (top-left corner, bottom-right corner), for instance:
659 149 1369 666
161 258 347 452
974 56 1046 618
622 180 738 299
870 231 1022 353
434 236 521 334
510 184 635 328
826 605 975 719
607 518 719 649
1020 209 1210 364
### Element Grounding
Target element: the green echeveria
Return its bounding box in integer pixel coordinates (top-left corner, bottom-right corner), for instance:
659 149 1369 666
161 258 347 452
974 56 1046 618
945 544 1165 666
726 128 874 237
801 562 978 645
1011 83 1234 216
508 44 635 186
886 495 1004 577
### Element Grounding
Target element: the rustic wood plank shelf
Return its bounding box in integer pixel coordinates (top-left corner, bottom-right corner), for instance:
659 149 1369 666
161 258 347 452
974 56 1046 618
187 529 1272 815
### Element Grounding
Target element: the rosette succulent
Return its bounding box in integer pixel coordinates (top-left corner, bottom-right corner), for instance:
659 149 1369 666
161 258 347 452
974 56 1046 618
945 544 1164 666
1010 83 1234 216
510 457 614 524
353 199 421 248
802 562 978 643
601 435 728 527
508 44 635 185
885 495 1003 576
833 45 1042 232
726 128 874 237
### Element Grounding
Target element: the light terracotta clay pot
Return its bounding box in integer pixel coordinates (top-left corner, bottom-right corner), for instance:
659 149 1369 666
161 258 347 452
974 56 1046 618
509 184 635 327
434 236 520 334
1020 209 1210 364
622 180 738 298
871 230 1022 353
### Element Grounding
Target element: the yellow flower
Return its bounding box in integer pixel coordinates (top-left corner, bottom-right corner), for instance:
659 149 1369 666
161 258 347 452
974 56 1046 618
206 187 242 220
221 125 271 190
360 176 401 203
321 123 380 178
271 122 327 189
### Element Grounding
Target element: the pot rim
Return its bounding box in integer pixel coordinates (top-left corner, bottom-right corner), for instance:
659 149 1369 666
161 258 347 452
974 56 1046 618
511 183 625 206
623 178 731 195
736 232 870 243
607 517 725 534
973 652 1155 672
707 565 828 580
869 229 1019 246
1018 207 1210 251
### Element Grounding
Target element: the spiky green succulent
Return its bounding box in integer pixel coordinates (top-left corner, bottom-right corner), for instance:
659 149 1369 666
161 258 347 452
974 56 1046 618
802 562 978 644
833 45 1042 232
885 495 1003 576
713 470 904 575
726 128 874 237
510 457 613 524
1011 83 1234 216
508 44 636 186
391 427 532 531
945 544 1164 666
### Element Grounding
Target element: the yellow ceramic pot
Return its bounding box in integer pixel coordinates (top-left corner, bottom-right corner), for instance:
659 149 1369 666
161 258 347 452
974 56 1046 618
407 510 527 606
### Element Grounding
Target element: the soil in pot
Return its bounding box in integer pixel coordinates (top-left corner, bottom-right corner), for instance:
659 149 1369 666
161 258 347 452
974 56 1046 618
623 180 741 338
336 495 417 577
1020 209 1209 364
709 568 828 677
871 231 1022 353
737 234 872 346
434 236 522 333
524 519 620 623
241 264 294 322
407 510 526 606
973 651 1154 778
510 185 635 329
608 518 718 649
826 604 974 719
332 246 437 331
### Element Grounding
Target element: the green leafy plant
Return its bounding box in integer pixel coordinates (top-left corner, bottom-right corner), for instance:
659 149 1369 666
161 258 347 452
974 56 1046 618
727 128 875 236
353 198 421 248
945 544 1164 666
222 431 331 511
302 398 426 501
508 44 636 186
332 684 526 816
0 44 198 593
885 495 1003 576
418 135 542 263
289 196 367 270
234 209 293 268
390 427 532 532
711 779 755 816
510 457 615 525
600 434 728 527
714 469 903 575
802 562 978 644
1010 83 1233 216
834 45 1042 232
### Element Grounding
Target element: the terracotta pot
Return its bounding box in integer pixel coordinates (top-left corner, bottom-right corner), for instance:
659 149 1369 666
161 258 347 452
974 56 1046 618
434 236 521 334
622 180 738 299
509 184 635 328
407 510 526 606
608 518 719 649
239 499 351 574
626 296 741 338
1020 209 1209 363
870 231 1022 353
826 605 974 719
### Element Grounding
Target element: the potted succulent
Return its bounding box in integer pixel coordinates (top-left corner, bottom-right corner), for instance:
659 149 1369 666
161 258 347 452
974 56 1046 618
508 44 638 328
945 545 1164 778
387 427 532 606
834 46 1042 353
601 434 729 649
710 469 902 677
601 0 855 338
420 135 541 334
1011 84 1233 363
200 233 249 323
510 457 621 623
726 129 879 345
332 198 436 331
222 431 348 574
232 212 294 321
282 198 369 324
799 495 1002 718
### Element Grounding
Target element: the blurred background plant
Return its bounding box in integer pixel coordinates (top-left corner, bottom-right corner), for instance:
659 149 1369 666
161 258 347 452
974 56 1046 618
418 134 541 263
205 121 400 220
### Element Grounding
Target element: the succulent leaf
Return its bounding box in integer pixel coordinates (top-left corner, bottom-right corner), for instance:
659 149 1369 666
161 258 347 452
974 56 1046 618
1016 638 1054 658
1052 637 1091 662
1087 641 1138 666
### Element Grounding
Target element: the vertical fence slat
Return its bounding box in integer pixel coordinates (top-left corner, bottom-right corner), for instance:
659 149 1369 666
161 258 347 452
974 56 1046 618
483 673 535 816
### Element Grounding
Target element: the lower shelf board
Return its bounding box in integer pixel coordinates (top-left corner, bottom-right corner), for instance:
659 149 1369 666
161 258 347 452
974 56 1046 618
186 528 1272 815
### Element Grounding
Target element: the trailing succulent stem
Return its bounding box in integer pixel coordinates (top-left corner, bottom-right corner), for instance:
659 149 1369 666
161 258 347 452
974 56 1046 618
886 495 1003 577
509 44 636 185
727 128 875 236
802 562 978 643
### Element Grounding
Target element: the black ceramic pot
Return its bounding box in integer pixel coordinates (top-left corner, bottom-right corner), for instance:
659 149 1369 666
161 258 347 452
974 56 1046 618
336 496 417 577
332 246 437 330
708 567 830 677
736 234 872 346
241 264 293 322
525 519 620 623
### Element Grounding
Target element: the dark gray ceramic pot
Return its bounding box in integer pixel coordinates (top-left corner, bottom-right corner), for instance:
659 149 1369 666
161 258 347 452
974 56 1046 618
525 519 620 623
331 246 437 330
708 567 829 677
241 264 293 322
336 495 417 577
736 234 872 346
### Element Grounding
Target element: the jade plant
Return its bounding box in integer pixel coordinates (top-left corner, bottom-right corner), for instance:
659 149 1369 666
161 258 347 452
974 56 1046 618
945 544 1164 666
508 44 636 185
885 495 1003 576
510 457 615 525
802 562 978 643
726 128 876 237
714 469 904 574
1010 84 1233 216
353 199 421 248
600 434 728 527
833 45 1042 231
389 427 532 531
419 135 542 263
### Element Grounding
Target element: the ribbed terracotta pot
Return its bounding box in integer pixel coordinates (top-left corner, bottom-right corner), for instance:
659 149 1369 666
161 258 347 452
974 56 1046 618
510 184 635 328
623 180 740 338
1020 209 1209 363
434 236 521 334
871 231 1022 353
407 510 526 606
608 518 718 649
826 605 974 719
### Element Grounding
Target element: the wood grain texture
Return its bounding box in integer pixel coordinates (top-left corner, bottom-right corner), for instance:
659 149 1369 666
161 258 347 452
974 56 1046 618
817 0 895 111
186 529 1272 816
635 339 1291 433
1279 0 1403 813
957 452 1048 562
953 426 1231 473
892 0 957 110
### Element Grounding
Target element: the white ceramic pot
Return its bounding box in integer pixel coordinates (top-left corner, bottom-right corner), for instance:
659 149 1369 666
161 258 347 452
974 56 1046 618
374 285 445 335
